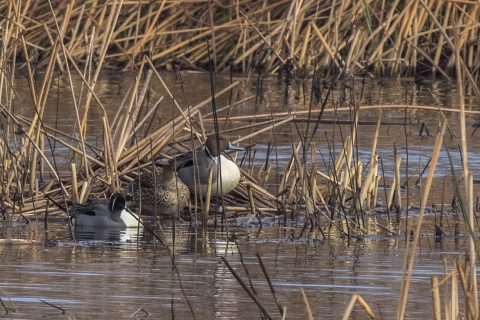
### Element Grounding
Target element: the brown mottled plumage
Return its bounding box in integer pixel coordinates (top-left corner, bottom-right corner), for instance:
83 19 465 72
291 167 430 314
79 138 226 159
130 166 190 216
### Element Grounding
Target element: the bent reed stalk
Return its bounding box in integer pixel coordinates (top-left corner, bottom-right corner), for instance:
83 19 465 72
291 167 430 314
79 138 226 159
1 1 480 77
1 2 480 319
1 1 479 242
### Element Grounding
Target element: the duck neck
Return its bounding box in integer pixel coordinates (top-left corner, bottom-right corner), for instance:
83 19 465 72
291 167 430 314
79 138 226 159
120 210 139 227
205 147 219 162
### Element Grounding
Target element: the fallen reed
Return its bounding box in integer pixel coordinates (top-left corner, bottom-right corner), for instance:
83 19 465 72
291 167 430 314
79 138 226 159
1 2 480 235
1 2 480 319
0 65 476 244
1 1 480 77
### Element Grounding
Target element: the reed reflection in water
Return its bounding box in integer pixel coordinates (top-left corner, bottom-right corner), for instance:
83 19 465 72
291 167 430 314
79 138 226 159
0 215 470 319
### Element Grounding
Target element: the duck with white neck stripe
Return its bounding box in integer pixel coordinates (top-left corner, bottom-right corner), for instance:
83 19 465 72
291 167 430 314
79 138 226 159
69 193 140 228
169 134 245 197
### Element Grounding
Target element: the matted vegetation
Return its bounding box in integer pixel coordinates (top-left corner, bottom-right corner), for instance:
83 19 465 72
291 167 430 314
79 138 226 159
1 0 480 76
1 1 480 319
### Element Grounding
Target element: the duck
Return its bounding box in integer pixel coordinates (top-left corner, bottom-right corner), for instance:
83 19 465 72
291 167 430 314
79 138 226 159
130 165 190 216
69 193 140 228
169 134 245 197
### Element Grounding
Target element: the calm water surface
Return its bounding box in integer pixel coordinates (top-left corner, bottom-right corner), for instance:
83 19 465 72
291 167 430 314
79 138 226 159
0 217 472 319
11 72 480 198
2 73 480 318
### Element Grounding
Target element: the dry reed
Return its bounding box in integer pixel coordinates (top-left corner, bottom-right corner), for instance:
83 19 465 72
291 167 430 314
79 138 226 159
1 1 480 77
1 1 480 319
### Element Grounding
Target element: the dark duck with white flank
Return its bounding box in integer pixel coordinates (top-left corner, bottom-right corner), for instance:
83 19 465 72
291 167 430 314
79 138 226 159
69 193 140 228
169 134 245 197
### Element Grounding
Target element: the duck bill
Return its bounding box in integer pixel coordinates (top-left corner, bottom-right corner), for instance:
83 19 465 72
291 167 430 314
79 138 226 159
227 141 245 152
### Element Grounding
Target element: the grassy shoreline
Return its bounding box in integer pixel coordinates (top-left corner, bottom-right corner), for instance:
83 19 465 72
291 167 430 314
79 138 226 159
1 1 480 318
2 1 479 77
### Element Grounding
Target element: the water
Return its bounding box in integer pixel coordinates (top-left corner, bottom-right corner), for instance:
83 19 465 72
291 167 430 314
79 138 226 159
0 219 471 319
2 73 480 318
9 72 480 193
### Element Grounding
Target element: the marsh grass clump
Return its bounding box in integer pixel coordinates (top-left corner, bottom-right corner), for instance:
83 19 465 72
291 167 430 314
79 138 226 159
1 1 480 77
1 2 480 318
0 2 479 244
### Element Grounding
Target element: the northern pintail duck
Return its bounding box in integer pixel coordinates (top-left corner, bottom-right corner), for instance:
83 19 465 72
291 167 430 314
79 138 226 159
69 193 140 228
130 165 190 216
169 134 245 197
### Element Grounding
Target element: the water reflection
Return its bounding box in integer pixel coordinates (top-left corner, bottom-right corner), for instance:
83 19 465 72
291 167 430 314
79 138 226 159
0 217 473 319
74 226 142 243
2 74 478 318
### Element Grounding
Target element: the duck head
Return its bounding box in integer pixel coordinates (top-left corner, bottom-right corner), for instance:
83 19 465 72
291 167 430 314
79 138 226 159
160 164 176 181
109 193 127 212
205 134 245 157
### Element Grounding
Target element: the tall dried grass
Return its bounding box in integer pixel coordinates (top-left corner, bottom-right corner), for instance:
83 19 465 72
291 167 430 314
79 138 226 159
1 1 480 76
1 1 480 318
